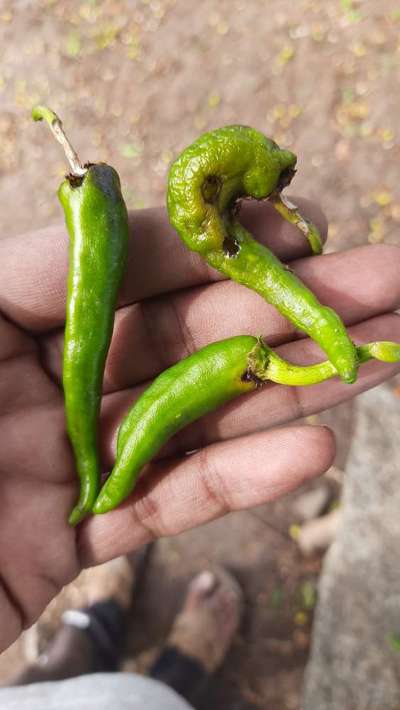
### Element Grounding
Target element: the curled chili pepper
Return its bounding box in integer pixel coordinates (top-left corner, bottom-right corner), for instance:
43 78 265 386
93 336 400 515
33 106 129 525
167 125 358 384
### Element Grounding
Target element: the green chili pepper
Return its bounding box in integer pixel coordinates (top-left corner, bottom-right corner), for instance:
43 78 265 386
93 335 400 515
33 106 129 525
167 125 358 384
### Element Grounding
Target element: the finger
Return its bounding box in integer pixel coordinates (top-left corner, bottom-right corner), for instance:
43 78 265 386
43 244 400 391
0 313 35 361
79 424 335 565
0 315 59 412
97 312 400 469
0 405 70 485
0 198 326 333
122 196 327 305
0 353 60 413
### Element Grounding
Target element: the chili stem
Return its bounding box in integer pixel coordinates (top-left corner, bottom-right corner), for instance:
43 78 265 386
270 192 323 256
32 105 86 177
251 339 400 387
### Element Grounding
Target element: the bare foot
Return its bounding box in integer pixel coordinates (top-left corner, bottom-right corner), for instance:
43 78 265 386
12 546 152 684
167 568 242 673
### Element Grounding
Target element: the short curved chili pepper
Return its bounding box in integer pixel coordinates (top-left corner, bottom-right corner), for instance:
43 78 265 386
93 335 400 515
167 125 358 384
33 106 129 525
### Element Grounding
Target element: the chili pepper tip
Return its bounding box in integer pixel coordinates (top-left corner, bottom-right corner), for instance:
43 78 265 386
68 505 88 527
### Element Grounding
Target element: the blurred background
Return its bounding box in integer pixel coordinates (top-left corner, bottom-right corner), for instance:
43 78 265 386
0 1 400 708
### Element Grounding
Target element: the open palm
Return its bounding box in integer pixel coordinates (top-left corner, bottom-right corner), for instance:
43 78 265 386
1 197 399 653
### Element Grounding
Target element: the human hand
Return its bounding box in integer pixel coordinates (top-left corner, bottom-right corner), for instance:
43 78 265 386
0 198 399 652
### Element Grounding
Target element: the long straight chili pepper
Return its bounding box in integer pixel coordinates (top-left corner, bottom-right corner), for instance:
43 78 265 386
32 105 129 526
93 335 400 515
167 125 358 384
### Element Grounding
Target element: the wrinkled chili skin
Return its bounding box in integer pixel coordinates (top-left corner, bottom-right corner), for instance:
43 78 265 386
167 125 358 384
60 164 129 525
93 335 260 514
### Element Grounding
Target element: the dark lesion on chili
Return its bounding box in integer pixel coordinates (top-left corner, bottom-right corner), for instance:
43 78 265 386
67 173 85 188
241 368 264 387
223 235 240 257
202 174 221 203
276 166 296 192
67 163 94 188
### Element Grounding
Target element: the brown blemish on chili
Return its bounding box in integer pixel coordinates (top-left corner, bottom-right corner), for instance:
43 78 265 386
223 236 240 256
241 368 264 387
202 175 221 203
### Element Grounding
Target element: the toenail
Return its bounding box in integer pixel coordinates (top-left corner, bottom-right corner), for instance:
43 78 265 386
195 570 217 594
